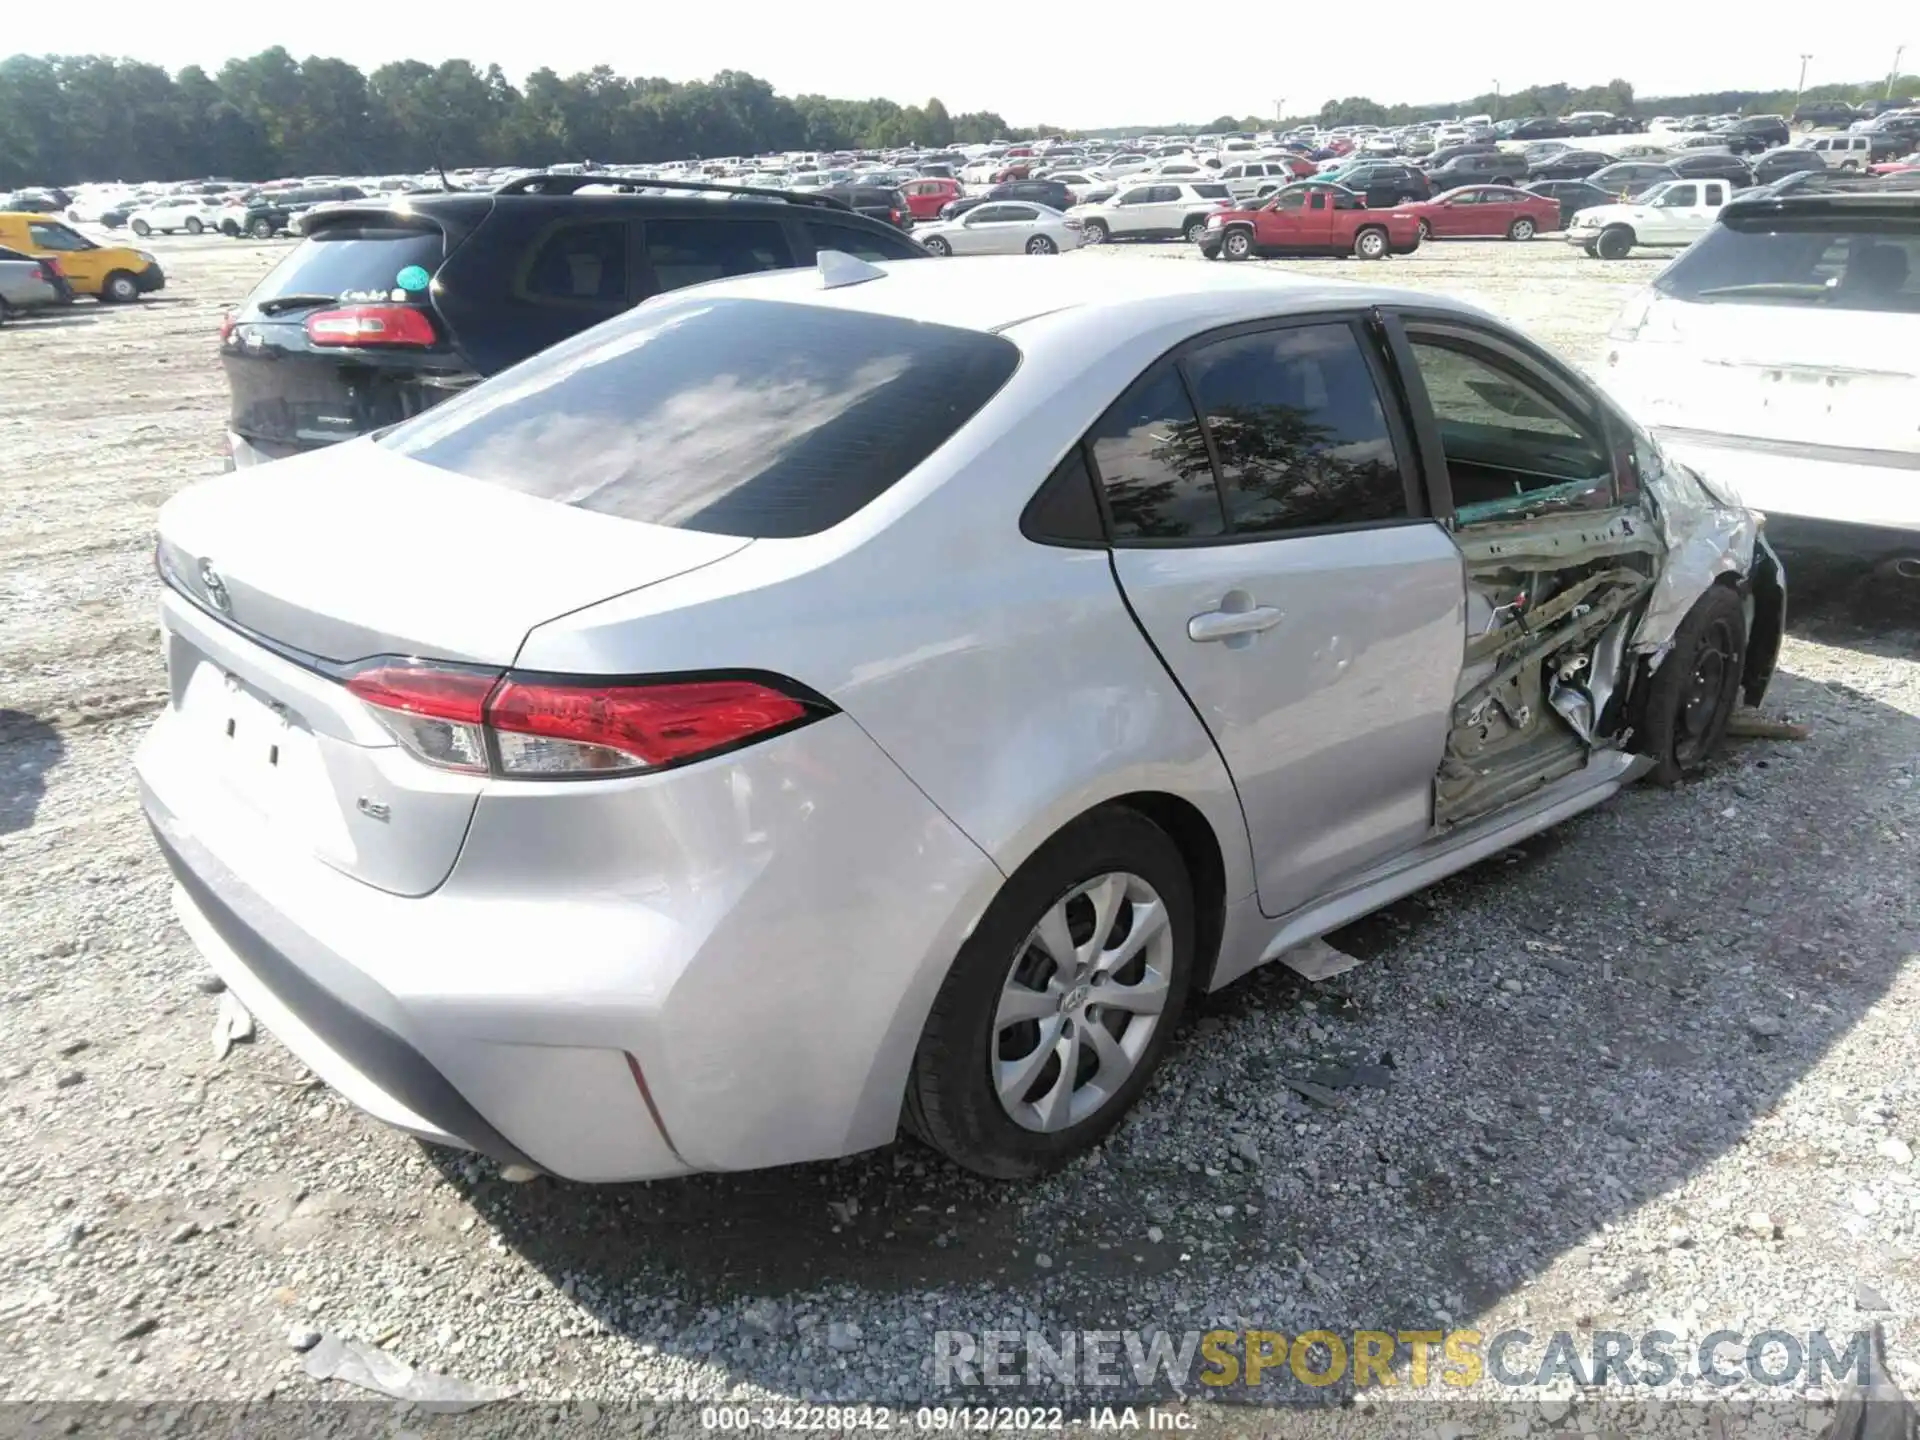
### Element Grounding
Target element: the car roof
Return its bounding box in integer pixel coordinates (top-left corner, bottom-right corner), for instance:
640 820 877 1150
660 254 1469 336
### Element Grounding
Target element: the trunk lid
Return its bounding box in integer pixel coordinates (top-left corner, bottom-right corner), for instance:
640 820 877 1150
154 445 750 896
1638 298 1918 456
159 442 751 666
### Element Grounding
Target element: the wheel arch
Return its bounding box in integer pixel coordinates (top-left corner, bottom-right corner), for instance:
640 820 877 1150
1106 792 1229 993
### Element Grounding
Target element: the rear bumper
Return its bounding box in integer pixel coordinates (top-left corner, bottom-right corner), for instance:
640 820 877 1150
136 656 1002 1181
149 813 534 1168
1655 428 1920 539
227 431 314 469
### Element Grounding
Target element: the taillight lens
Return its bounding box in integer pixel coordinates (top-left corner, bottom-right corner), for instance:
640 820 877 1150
343 662 823 779
344 663 495 774
219 309 235 343
305 305 436 347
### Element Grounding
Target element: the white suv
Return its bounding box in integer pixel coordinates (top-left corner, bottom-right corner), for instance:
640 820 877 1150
128 195 224 236
1071 182 1235 244
1600 190 1918 562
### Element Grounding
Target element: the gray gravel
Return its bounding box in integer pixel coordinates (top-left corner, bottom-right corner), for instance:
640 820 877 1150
1 232 1917 1418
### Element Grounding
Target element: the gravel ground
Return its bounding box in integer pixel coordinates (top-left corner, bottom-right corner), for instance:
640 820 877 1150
1 231 1917 1427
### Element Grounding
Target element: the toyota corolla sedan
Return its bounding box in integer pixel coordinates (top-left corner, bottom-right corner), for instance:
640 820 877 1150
139 255 1784 1183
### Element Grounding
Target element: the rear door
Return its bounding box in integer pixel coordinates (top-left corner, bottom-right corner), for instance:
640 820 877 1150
1096 316 1464 917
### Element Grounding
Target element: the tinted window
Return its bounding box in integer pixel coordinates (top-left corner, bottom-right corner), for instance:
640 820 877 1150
379 298 1019 539
1115 188 1152 205
248 223 444 307
643 218 794 291
1184 324 1405 535
1656 222 1920 313
1147 186 1181 203
1191 183 1231 199
801 221 924 263
521 220 628 304
1089 365 1222 541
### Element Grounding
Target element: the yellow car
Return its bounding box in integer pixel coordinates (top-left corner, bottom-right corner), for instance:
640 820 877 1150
0 213 164 302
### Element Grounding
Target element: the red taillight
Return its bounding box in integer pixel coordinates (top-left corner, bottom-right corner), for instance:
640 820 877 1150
219 309 235 343
42 256 64 277
343 662 821 778
305 305 436 347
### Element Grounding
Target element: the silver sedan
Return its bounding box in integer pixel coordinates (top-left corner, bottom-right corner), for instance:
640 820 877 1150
915 202 1083 256
139 256 1783 1184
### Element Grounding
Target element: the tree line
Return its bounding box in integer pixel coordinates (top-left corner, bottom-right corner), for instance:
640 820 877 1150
3 50 1917 191
0 50 1023 188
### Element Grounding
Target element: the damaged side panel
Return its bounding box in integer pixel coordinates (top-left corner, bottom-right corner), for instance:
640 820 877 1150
1432 429 1782 829
1438 504 1661 827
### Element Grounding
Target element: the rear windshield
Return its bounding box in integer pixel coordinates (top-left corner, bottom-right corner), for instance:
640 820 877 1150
377 298 1021 538
249 223 446 308
1656 219 1920 312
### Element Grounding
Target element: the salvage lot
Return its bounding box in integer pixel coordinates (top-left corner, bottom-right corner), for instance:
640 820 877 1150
2 232 1918 1409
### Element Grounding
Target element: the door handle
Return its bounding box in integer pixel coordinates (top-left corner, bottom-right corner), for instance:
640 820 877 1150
1188 605 1284 642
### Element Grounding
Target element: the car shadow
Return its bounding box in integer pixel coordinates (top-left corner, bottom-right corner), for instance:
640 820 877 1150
429 604 1918 1400
0 709 63 834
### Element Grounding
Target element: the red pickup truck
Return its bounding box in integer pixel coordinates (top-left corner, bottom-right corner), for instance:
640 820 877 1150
1196 182 1423 261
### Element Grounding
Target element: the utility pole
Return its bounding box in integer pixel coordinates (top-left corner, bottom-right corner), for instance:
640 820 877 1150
1796 54 1812 103
1891 46 1907 99
1492 80 1501 120
1274 98 1286 125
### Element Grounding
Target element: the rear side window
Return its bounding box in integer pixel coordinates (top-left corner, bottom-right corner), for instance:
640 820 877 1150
377 298 1019 539
520 220 628 304
642 218 794 291
1656 222 1920 312
250 223 445 307
1183 324 1405 535
1089 365 1223 541
801 221 924 263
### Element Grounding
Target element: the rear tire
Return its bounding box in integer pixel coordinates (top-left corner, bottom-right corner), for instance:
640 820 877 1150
906 807 1196 1178
1594 225 1634 260
185 217 204 234
1637 584 1748 786
1353 226 1388 260
1184 216 1211 244
130 220 151 237
1507 217 1536 241
100 271 140 304
1025 234 1057 254
248 217 275 240
1416 219 1432 241
922 235 951 256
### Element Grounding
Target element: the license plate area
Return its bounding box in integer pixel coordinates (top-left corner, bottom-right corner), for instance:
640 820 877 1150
175 651 324 821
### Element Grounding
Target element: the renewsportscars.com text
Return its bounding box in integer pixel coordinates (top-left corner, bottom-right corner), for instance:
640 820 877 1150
934 1328 1873 1391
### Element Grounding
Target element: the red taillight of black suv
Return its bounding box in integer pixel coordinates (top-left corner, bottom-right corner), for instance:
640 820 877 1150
304 305 438 348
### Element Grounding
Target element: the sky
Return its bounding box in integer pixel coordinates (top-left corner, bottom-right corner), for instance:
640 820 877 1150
79 1 1915 130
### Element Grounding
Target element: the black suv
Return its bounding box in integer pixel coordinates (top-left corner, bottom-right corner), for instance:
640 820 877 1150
1793 101 1860 129
1330 162 1432 207
820 185 912 229
1716 116 1791 155
227 185 368 239
221 175 930 466
1425 150 1525 187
